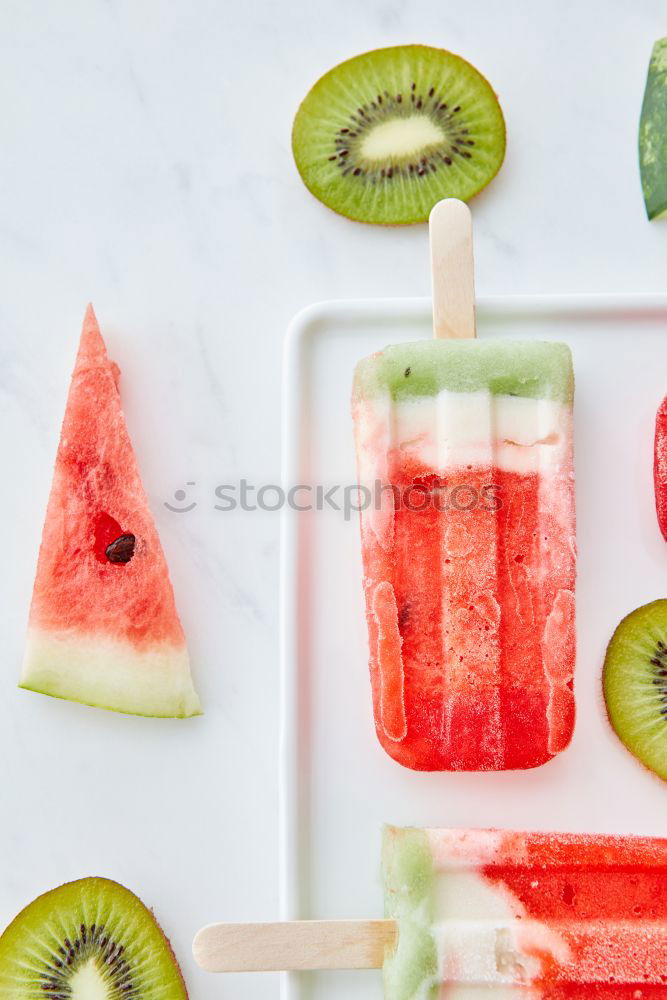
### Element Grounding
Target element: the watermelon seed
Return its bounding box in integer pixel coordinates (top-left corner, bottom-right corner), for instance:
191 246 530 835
105 533 136 564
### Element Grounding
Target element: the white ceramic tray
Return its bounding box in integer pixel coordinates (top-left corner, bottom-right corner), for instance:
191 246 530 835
279 295 667 1000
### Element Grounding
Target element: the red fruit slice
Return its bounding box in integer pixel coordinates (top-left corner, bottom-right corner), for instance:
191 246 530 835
654 395 667 541
21 306 201 718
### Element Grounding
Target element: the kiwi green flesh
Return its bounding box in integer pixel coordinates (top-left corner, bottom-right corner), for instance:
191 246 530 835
292 45 506 224
0 877 187 999
603 599 667 781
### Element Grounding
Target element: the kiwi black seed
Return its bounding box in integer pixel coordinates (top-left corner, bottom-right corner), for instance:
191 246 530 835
603 599 667 780
0 877 188 999
292 44 506 224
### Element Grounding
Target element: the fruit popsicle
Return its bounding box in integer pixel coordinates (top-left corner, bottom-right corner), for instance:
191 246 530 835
352 339 576 770
383 825 667 999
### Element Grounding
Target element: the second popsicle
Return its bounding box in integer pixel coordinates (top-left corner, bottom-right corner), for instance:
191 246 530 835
351 202 576 770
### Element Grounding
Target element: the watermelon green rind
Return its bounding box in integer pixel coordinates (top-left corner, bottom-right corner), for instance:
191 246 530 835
639 38 667 221
21 306 201 719
353 339 574 404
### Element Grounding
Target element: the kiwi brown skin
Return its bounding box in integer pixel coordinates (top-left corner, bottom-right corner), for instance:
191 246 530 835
602 599 667 782
0 876 188 999
292 44 507 225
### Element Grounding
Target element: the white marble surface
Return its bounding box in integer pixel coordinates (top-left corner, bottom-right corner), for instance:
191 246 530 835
0 1 665 997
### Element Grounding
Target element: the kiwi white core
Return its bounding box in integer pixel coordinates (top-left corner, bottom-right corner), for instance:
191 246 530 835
69 959 110 1000
360 115 444 162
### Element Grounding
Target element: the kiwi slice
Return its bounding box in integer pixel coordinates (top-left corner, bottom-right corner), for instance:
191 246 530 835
603 600 667 780
0 877 187 998
292 44 506 224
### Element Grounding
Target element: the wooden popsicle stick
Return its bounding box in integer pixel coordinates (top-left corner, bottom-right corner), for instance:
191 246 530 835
429 198 476 339
192 919 398 973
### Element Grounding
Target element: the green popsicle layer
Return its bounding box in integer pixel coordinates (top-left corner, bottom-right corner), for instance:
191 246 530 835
382 825 438 1000
354 339 574 405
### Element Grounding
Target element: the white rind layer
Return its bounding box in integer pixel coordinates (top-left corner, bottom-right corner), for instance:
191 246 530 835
439 990 539 999
439 988 540 999
21 629 202 719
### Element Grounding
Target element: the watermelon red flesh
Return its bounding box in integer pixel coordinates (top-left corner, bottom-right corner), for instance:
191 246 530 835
654 394 667 542
479 833 667 994
21 305 201 718
365 457 575 771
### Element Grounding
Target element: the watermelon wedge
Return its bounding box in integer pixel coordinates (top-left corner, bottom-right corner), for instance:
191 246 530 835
639 38 667 221
21 306 201 718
